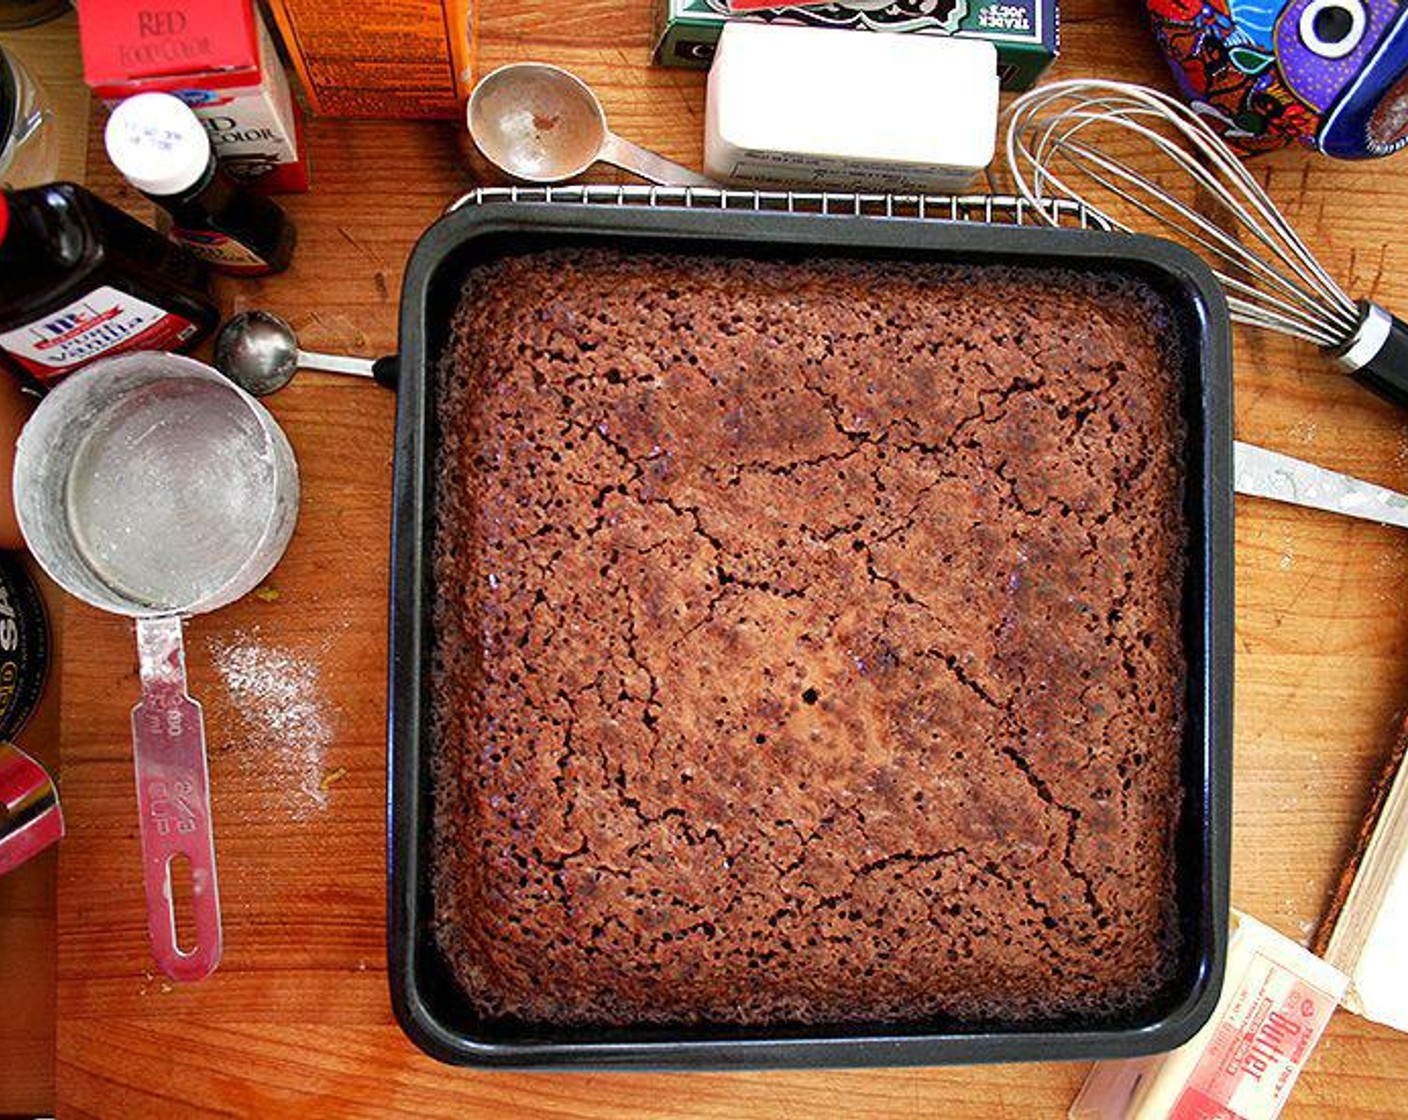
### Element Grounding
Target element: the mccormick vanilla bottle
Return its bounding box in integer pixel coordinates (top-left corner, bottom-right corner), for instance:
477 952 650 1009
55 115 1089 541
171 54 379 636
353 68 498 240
0 183 218 387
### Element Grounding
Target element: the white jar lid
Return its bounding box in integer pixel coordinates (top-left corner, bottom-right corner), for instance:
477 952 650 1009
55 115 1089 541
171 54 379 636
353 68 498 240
104 92 210 197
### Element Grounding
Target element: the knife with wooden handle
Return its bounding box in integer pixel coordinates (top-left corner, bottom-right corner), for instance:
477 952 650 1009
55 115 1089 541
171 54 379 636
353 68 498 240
1236 442 1408 530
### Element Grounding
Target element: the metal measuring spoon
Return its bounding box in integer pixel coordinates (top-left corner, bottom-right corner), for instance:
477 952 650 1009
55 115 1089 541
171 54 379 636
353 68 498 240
467 62 715 187
214 311 398 396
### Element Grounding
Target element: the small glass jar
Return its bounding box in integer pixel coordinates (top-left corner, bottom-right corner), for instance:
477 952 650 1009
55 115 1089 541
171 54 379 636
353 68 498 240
0 45 59 188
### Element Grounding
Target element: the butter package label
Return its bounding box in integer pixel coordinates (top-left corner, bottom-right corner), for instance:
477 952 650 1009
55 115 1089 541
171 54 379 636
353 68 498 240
655 0 1058 90
1070 911 1348 1120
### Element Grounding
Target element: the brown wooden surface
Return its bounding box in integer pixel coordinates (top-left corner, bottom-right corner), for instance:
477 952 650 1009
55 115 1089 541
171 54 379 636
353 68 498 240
16 0 1408 1114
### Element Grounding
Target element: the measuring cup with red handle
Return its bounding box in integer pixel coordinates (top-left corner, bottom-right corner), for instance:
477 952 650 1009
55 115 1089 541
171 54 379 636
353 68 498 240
12 352 299 981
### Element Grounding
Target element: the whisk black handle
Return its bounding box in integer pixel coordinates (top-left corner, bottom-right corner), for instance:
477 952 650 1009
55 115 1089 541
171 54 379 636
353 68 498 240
1336 303 1408 411
371 355 399 389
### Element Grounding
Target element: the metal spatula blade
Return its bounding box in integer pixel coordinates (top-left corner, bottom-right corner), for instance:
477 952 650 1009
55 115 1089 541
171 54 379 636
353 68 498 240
1236 441 1408 530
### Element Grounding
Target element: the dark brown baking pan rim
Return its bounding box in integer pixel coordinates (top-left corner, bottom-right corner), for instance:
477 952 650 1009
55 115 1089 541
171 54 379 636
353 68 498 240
387 196 1234 1070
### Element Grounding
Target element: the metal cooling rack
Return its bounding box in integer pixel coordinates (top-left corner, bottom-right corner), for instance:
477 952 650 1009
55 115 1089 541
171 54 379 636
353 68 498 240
445 184 1112 230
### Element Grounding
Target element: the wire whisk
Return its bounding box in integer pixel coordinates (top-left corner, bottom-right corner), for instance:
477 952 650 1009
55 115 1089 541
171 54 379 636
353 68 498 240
1004 79 1408 409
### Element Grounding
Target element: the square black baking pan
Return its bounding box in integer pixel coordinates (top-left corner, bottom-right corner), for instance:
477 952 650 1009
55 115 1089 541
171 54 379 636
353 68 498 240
386 188 1233 1070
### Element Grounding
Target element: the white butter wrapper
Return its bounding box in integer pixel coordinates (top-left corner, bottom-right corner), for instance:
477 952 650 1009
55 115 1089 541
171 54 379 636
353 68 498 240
1070 911 1348 1120
704 22 998 192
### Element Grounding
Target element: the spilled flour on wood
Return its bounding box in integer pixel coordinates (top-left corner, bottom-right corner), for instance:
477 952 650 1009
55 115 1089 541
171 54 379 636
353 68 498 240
208 626 334 820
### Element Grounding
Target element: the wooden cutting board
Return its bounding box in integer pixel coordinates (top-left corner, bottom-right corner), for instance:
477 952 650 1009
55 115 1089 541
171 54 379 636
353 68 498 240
43 0 1408 1114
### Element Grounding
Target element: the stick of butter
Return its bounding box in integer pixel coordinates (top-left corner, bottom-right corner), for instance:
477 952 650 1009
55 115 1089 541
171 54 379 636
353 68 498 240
704 22 999 193
1071 911 1349 1120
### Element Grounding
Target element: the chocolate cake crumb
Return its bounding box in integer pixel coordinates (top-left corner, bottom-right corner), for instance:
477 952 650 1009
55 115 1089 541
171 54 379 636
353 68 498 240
430 248 1187 1026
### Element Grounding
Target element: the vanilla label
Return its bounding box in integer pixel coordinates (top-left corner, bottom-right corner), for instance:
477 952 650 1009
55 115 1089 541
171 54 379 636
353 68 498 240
0 285 198 381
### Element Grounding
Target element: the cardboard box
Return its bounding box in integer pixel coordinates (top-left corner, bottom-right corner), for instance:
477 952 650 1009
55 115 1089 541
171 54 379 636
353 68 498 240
79 0 308 192
264 0 476 119
655 0 1058 91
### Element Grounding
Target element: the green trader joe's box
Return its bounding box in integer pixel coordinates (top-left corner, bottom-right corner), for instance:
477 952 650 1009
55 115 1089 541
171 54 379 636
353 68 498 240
655 0 1058 90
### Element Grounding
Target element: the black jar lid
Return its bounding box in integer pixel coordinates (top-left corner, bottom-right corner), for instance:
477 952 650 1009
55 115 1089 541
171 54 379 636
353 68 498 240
0 554 49 741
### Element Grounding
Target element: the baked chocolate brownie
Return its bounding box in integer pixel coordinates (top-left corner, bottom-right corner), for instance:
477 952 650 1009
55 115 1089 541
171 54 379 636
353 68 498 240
430 247 1187 1026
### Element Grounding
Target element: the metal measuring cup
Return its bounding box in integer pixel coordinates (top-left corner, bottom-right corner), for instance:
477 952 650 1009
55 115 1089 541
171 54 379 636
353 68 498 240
467 62 715 186
13 352 300 981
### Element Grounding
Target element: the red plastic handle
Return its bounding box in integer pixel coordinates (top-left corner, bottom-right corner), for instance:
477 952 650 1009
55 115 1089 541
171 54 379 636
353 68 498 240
0 742 63 877
132 616 222 982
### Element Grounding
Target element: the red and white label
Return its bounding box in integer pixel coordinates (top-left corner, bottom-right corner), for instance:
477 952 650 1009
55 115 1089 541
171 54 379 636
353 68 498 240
0 286 200 382
1169 949 1341 1120
173 228 270 273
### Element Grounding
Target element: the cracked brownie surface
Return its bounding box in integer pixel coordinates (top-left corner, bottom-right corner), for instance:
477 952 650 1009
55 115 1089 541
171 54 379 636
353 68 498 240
431 248 1187 1026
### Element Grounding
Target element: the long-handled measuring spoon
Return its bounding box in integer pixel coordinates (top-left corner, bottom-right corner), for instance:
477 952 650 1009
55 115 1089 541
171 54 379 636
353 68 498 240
467 63 715 187
215 311 398 396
